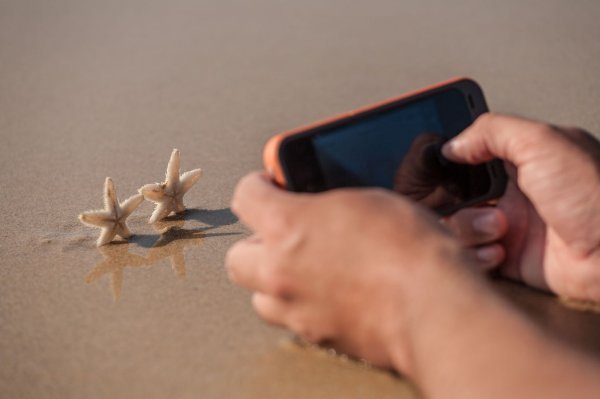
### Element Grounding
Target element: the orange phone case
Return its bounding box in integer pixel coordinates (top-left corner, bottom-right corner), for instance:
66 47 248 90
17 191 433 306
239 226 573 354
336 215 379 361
263 77 470 188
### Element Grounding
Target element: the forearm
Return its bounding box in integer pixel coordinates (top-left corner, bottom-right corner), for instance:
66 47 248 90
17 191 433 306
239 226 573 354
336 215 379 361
396 259 600 399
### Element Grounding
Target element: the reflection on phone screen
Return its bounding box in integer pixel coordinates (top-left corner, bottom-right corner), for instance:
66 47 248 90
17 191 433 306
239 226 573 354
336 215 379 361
308 90 492 213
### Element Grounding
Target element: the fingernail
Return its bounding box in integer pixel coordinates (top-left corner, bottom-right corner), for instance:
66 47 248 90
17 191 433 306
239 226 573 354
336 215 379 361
476 246 498 263
441 139 460 159
473 213 498 235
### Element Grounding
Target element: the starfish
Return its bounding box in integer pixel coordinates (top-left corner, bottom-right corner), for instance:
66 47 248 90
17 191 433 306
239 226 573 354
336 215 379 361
79 177 144 247
139 149 203 224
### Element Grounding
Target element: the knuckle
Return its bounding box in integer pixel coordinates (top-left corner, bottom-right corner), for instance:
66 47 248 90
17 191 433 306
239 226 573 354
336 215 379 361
263 267 294 298
232 172 262 206
473 112 499 132
445 216 470 242
324 189 397 224
334 188 390 209
322 189 357 205
364 187 394 202
252 302 271 323
252 297 280 326
476 112 496 125
531 123 555 139
224 242 242 270
224 246 249 283
446 208 502 245
228 236 253 258
328 192 363 213
230 182 247 214
269 211 295 233
289 317 326 344
513 124 555 160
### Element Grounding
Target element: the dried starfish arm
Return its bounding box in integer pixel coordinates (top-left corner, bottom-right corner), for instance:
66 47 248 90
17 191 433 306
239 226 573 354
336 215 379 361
79 210 114 228
116 222 133 239
180 169 203 194
120 194 144 218
97 227 117 247
174 198 186 213
103 178 119 216
149 202 172 224
165 149 181 190
138 183 165 202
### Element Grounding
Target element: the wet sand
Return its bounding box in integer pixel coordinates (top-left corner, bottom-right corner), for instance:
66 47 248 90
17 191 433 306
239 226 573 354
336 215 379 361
1 1 600 398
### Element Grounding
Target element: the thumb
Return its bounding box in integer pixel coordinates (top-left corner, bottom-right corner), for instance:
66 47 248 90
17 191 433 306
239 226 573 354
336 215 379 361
441 113 549 167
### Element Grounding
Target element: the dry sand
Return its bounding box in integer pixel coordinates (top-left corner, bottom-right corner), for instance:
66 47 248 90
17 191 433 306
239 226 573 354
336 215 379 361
1 0 600 398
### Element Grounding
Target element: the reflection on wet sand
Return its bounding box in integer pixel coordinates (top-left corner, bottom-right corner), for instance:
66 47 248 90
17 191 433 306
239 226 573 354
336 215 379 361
148 218 207 278
85 243 150 301
84 208 239 301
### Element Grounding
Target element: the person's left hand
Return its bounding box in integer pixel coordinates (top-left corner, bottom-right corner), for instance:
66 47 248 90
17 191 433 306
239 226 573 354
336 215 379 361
225 172 471 373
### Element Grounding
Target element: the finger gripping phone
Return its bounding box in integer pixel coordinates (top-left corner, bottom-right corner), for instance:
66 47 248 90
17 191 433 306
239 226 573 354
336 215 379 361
263 78 507 215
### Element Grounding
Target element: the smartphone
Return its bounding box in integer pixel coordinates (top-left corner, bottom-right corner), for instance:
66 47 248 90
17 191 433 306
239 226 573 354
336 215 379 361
263 78 507 215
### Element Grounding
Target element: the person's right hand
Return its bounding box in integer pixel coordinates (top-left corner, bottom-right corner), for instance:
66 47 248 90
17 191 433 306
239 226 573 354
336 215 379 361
442 113 600 302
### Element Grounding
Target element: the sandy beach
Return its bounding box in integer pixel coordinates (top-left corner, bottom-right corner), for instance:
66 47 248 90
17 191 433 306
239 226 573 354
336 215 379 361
1 0 600 398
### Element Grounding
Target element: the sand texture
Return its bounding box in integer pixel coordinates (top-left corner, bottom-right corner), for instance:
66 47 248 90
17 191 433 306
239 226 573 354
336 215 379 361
1 0 600 398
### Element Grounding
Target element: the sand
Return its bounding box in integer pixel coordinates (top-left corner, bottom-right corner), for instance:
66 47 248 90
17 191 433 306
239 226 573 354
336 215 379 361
1 0 600 398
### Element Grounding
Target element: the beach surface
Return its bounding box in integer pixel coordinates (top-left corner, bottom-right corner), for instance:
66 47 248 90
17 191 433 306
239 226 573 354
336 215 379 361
1 0 600 398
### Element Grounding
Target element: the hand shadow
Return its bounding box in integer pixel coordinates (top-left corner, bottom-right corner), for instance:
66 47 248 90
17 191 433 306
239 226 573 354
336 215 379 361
159 207 238 228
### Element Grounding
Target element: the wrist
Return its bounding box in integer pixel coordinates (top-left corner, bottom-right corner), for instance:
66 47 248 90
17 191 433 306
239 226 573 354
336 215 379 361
384 240 485 377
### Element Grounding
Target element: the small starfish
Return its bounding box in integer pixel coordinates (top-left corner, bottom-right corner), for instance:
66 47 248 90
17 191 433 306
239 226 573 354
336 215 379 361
139 149 203 224
79 177 144 246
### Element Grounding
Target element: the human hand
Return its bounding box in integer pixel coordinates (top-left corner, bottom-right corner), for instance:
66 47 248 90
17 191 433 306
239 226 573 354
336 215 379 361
442 113 600 302
226 172 468 373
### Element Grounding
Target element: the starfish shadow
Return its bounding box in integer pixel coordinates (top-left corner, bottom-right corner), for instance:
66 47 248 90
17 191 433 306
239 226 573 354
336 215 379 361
160 207 238 228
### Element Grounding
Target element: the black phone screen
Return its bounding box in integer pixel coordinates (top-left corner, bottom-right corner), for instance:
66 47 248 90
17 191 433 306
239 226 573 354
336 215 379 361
281 88 504 214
